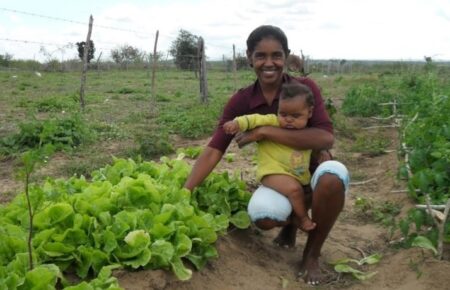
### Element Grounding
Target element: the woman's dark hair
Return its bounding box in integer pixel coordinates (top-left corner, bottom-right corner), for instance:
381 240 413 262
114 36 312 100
280 83 315 107
246 25 290 55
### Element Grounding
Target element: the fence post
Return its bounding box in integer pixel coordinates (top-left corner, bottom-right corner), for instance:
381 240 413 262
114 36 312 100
232 44 237 91
79 15 93 111
150 30 159 116
198 37 208 103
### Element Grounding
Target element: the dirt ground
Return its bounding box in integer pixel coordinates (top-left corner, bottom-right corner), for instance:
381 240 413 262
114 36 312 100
1 123 450 289
114 125 450 290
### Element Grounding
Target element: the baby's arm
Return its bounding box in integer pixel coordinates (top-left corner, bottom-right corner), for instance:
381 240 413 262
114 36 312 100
235 114 278 131
223 120 240 135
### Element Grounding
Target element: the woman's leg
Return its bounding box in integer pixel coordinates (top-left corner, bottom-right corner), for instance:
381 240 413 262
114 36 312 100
300 161 349 285
261 174 316 231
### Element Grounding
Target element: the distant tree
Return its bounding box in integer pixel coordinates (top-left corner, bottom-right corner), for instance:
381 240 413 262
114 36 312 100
110 45 145 69
0 53 13 67
169 29 199 70
76 40 95 63
148 51 165 63
226 53 249 71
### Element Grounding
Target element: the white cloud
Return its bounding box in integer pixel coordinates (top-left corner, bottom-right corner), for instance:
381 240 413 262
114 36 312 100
1 0 449 61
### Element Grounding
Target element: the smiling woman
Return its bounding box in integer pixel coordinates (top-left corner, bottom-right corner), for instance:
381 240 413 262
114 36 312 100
184 24 349 285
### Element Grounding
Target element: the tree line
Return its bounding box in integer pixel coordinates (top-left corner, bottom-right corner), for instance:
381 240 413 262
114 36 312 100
1 29 249 71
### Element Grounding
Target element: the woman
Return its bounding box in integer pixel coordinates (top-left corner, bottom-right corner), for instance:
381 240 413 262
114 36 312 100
184 25 349 285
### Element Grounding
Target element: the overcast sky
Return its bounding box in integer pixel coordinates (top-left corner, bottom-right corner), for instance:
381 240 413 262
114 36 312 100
1 0 449 62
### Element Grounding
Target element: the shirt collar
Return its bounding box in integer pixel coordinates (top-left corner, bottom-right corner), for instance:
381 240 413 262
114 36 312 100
249 74 292 109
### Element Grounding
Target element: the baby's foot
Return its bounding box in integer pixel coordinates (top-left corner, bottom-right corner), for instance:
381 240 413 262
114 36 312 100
298 216 316 232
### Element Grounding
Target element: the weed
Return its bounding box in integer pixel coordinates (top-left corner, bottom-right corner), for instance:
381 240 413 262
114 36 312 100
351 134 391 156
342 84 392 117
176 146 203 159
354 196 401 226
134 130 174 158
0 114 94 156
117 87 136 94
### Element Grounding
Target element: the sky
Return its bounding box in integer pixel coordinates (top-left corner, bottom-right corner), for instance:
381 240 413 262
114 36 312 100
0 0 449 62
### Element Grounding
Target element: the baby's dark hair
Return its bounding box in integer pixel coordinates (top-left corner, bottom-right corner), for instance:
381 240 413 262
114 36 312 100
246 25 290 55
280 83 315 107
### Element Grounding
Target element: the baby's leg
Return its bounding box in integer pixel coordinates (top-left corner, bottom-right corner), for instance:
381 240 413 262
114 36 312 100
261 174 316 231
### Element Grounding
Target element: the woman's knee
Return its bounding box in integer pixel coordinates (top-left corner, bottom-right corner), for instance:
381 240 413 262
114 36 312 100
318 173 345 191
311 160 350 194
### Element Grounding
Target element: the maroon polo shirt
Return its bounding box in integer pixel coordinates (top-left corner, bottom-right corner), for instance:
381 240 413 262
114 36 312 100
208 74 333 171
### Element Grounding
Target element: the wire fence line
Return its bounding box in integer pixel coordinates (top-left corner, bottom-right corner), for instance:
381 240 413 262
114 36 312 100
1 7 445 77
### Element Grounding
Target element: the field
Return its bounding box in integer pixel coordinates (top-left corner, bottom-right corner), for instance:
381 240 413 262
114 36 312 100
1 64 449 289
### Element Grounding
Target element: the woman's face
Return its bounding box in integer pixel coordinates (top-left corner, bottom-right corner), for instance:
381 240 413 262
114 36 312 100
247 37 286 87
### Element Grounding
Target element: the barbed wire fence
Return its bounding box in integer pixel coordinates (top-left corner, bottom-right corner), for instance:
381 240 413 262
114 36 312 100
0 7 248 110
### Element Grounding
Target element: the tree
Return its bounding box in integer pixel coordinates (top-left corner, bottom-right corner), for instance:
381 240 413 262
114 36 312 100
0 53 13 67
169 29 199 70
76 40 95 63
110 45 145 69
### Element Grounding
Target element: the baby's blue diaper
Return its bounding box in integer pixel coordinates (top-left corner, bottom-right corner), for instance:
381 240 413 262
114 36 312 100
247 160 350 222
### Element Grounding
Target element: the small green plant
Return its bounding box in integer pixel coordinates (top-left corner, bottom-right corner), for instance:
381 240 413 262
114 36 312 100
354 196 401 226
224 153 235 163
117 87 136 94
0 114 94 156
324 98 337 119
176 146 203 159
330 253 381 281
157 99 224 139
395 208 438 249
351 134 391 156
34 96 76 112
16 145 54 270
134 130 174 158
342 84 391 117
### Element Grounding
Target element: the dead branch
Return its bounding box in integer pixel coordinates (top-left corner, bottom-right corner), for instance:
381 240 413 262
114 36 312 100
362 124 399 129
350 178 377 185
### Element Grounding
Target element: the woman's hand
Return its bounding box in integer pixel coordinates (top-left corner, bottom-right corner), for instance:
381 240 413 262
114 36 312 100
235 127 264 148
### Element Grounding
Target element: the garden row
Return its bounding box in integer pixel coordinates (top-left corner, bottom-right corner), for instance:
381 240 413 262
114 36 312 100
0 155 251 289
341 68 450 253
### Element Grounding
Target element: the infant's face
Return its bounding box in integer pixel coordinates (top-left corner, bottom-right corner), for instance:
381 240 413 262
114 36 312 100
277 97 312 130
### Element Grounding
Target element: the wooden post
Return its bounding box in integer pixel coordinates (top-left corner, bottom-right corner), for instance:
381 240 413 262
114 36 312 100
150 30 159 116
79 15 93 111
198 37 208 103
232 44 237 91
96 51 102 75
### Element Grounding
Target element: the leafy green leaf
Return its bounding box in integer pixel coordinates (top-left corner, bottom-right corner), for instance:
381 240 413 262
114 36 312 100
170 257 192 281
229 211 251 229
411 236 438 255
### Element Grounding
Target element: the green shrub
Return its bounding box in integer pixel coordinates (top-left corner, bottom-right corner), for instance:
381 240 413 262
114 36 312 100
403 95 450 203
34 96 76 112
134 130 174 158
0 114 94 155
157 100 223 139
342 84 391 117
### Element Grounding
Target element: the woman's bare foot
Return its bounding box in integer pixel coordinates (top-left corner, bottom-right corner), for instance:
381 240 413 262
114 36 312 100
298 256 322 286
298 216 316 232
273 223 297 248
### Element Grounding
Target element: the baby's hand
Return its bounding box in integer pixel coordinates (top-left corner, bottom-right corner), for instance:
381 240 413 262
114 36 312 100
223 120 240 134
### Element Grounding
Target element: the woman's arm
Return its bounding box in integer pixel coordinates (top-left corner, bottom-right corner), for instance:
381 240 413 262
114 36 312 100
184 146 224 191
235 126 334 151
